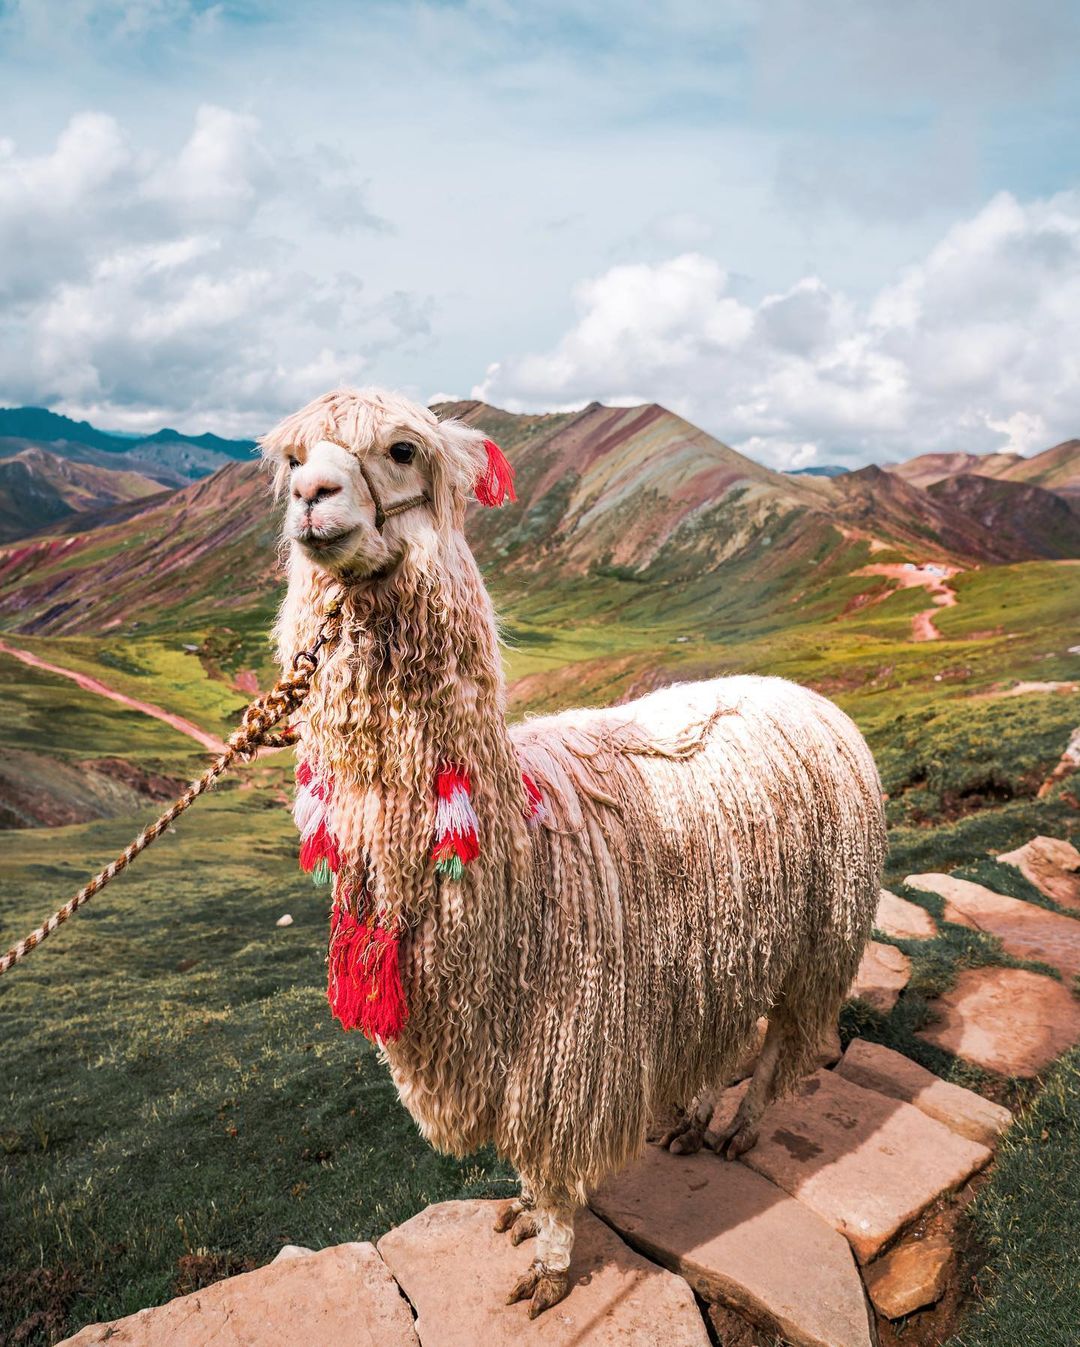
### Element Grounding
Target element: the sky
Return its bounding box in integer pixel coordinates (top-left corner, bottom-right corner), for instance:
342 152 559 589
2 1 1080 468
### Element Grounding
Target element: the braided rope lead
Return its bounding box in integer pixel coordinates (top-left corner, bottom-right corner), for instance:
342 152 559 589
0 599 342 977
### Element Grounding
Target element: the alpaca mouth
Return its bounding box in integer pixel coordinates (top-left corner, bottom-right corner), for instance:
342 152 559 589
297 525 359 553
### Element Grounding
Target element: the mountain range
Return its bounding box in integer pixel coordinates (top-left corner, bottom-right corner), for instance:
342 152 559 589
0 399 1077 640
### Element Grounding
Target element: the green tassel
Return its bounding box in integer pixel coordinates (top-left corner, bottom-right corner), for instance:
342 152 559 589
436 854 465 881
312 857 332 886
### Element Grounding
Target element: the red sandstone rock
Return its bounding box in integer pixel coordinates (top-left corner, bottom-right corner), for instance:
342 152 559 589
730 1070 991 1263
849 940 912 1013
592 1147 873 1347
378 1199 709 1347
998 836 1080 912
907 872 1080 980
836 1038 1012 1146
916 966 1080 1076
863 1233 954 1319
57 1243 418 1347
875 888 937 939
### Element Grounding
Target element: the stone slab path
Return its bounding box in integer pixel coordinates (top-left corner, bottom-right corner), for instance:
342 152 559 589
917 966 1080 1076
849 939 912 1012
998 835 1080 911
709 1069 990 1263
907 871 1080 979
58 1243 418 1347
591 1147 874 1347
875 887 938 938
836 1038 1012 1146
378 1200 709 1347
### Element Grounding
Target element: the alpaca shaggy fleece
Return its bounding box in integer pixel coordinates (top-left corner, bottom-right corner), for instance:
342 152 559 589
264 387 886 1258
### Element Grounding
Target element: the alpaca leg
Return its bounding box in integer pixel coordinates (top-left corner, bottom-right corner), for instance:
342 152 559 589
494 1176 537 1243
506 1190 576 1318
705 1014 787 1160
658 1088 719 1155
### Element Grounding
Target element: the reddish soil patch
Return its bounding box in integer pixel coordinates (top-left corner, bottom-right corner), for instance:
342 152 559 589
173 1251 256 1298
0 1264 86 1345
852 563 960 642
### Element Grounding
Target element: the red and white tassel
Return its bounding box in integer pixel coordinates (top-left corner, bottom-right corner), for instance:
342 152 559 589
432 764 480 880
522 771 545 826
474 438 516 508
294 758 340 886
327 900 408 1042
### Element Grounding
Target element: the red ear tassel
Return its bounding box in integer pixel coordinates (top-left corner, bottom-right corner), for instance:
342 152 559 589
475 438 516 507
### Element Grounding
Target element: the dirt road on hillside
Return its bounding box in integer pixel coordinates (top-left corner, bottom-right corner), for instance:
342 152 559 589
0 640 228 753
854 563 960 641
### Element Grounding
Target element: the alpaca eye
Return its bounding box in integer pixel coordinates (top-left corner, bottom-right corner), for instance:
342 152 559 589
287 455 299 470
389 442 415 465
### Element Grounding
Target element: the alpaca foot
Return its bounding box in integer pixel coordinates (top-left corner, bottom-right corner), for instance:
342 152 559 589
493 1198 531 1234
507 1261 570 1318
509 1211 540 1245
705 1116 760 1160
657 1116 705 1154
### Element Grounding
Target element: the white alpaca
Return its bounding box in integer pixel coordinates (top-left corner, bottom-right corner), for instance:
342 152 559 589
261 389 887 1317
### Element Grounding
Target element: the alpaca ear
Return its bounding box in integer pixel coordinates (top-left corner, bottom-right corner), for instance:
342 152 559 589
474 437 516 508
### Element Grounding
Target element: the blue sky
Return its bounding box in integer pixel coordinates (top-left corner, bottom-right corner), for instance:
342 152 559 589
2 1 1080 467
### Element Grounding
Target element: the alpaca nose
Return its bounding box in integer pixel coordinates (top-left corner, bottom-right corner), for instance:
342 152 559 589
292 471 343 506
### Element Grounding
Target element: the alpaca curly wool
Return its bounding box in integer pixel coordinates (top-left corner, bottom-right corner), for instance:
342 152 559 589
262 388 887 1316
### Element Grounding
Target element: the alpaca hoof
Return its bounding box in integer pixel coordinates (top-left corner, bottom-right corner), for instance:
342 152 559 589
507 1261 569 1318
509 1211 540 1245
668 1125 705 1155
657 1115 696 1152
706 1119 760 1160
494 1199 527 1234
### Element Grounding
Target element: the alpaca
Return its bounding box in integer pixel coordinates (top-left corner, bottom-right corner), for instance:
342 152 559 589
261 388 887 1318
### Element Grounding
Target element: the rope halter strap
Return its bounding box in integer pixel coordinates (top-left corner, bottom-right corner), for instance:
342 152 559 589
322 436 430 534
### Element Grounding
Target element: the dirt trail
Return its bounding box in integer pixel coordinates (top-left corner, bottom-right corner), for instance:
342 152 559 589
0 639 228 753
854 563 960 642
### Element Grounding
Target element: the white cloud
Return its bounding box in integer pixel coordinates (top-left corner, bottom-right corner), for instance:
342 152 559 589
478 192 1080 467
0 106 410 434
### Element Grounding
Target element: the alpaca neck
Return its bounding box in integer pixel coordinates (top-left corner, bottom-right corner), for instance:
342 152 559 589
282 540 529 921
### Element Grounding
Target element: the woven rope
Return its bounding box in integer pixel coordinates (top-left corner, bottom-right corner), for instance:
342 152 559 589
0 610 340 976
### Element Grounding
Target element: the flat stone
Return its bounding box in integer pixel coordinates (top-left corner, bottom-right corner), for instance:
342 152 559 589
848 940 911 1013
863 1233 954 1319
906 872 1080 980
378 1200 709 1347
835 1038 1012 1147
875 888 937 939
591 1147 873 1347
57 1243 417 1347
729 1070 991 1263
916 967 1080 1076
998 836 1080 912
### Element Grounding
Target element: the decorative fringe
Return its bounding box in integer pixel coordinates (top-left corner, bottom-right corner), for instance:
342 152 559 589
433 763 481 877
522 771 545 825
474 438 516 507
327 901 408 1041
294 758 341 885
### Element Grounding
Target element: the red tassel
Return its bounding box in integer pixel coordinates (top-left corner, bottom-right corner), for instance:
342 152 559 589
296 759 314 788
522 771 544 819
327 904 408 1041
432 828 481 865
475 438 516 507
300 820 340 873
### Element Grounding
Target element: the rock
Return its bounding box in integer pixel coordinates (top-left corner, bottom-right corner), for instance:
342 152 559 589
728 1070 991 1263
863 1233 954 1319
57 1243 418 1347
835 1039 1012 1147
848 940 912 1013
916 967 1080 1076
875 888 937 939
276 913 294 927
272 1244 313 1262
998 836 1080 912
378 1199 709 1347
906 872 1080 980
591 1147 873 1347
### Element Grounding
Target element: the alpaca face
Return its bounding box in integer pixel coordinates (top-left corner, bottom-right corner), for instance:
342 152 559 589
261 388 494 580
282 436 427 577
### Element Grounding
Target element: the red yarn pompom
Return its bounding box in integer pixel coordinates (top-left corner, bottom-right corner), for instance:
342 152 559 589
474 438 516 507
